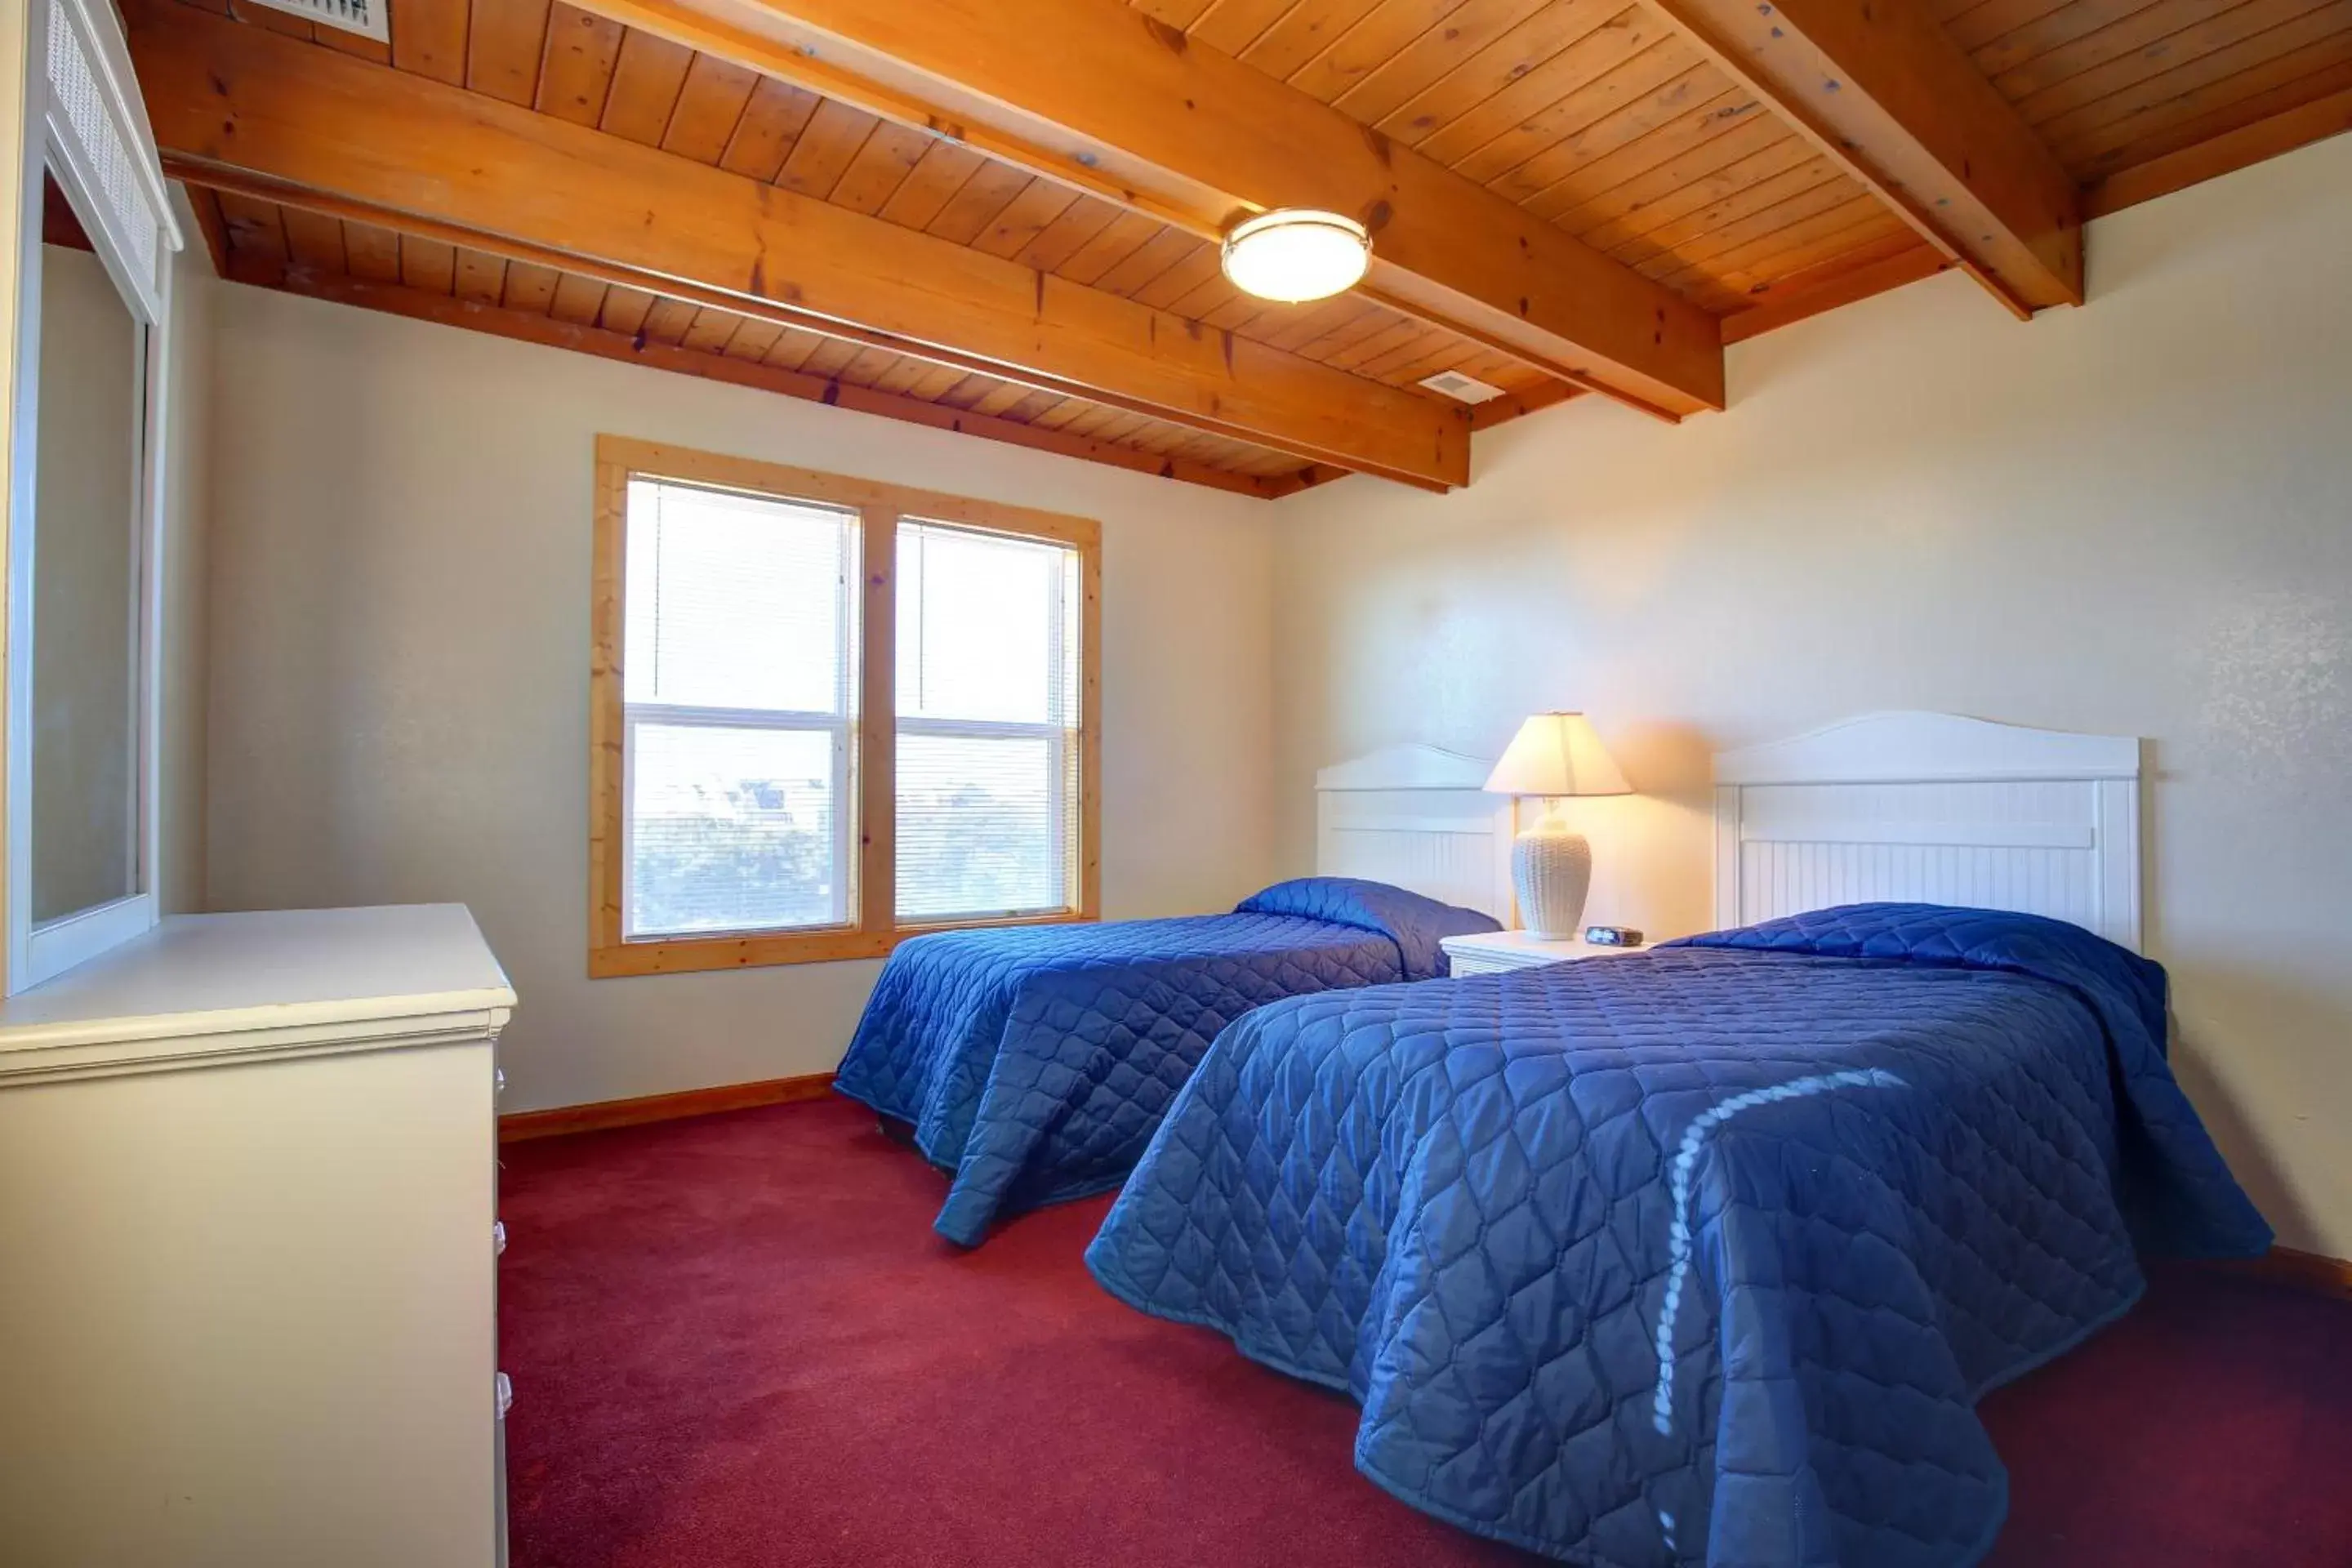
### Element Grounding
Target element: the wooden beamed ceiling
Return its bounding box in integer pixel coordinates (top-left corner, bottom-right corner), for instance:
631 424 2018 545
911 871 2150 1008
241 244 1352 495
136 0 1481 490
571 0 1731 419
1637 0 2085 314
136 0 2352 497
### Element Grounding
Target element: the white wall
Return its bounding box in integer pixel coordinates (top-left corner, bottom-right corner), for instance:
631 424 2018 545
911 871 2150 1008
1269 131 2352 1259
203 289 1278 1112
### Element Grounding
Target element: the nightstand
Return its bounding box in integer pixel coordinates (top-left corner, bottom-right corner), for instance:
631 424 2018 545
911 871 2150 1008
1440 929 1647 976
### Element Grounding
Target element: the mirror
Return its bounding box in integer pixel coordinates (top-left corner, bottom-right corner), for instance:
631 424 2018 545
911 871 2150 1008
27 171 145 928
5 0 182 991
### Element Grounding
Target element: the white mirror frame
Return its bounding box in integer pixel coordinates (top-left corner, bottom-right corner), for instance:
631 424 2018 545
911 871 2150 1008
1 0 181 993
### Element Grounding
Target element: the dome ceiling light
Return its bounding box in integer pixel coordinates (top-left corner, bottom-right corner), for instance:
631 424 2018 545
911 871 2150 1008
1218 210 1371 304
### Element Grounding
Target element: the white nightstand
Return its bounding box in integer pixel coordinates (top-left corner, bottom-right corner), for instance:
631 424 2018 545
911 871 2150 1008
1440 929 1648 976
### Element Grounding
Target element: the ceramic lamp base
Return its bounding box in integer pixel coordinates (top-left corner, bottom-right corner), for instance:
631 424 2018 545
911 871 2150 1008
1512 813 1592 939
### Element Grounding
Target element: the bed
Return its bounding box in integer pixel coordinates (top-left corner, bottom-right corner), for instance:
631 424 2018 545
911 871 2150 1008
832 745 1514 1246
1085 713 2274 1567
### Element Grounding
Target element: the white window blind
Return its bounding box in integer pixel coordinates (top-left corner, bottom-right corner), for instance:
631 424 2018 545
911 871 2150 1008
896 519 1083 924
621 478 858 939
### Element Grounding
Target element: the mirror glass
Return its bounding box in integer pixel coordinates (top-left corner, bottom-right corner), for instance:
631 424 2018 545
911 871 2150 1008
29 171 145 926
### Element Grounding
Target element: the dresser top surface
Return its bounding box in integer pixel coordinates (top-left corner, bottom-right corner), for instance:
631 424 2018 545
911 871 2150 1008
0 905 515 1054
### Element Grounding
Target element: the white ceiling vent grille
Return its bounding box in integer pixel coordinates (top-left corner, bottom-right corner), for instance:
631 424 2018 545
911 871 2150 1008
240 0 389 40
1418 369 1507 405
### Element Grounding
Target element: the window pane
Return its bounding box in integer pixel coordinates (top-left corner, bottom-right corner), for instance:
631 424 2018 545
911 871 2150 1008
897 522 1071 724
628 724 844 938
893 519 1084 925
625 479 854 714
897 732 1067 921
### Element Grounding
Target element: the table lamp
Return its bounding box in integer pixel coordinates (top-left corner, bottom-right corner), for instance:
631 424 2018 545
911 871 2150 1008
1483 713 1632 939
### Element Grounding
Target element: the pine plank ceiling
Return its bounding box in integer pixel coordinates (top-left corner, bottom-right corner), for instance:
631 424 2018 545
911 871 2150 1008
138 0 2352 497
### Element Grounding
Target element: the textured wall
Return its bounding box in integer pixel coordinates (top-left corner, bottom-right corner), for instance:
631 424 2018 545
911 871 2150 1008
1269 133 2352 1258
202 288 1279 1111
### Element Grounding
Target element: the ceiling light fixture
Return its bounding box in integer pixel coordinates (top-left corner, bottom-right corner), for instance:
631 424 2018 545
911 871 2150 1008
1219 210 1370 304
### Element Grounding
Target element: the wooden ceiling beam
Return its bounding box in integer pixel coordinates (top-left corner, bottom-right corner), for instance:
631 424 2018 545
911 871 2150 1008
2084 88 2352 218
229 259 1299 498
568 0 1726 421
1637 0 2084 316
126 0 1469 490
1719 243 1952 344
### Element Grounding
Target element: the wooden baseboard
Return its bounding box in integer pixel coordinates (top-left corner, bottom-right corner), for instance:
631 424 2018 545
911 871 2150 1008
2212 1245 2352 1303
498 1072 837 1143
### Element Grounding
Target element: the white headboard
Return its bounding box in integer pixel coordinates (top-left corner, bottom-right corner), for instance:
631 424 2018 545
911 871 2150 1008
1316 746 1516 921
1713 712 2144 950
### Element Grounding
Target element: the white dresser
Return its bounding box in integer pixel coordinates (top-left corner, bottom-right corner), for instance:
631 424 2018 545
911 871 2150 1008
0 905 515 1568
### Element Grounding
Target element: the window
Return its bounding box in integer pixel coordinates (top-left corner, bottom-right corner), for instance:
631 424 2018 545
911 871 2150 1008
590 438 1098 977
896 521 1083 924
620 480 857 940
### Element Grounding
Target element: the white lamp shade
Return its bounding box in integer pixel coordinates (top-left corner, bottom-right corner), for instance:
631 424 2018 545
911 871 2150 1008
1483 712 1631 798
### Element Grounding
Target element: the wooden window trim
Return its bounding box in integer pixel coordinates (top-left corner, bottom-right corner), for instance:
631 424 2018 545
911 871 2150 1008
589 435 1102 979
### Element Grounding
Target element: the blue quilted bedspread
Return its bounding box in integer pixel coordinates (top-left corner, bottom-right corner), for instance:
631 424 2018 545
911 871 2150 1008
1086 904 2270 1567
832 878 1497 1245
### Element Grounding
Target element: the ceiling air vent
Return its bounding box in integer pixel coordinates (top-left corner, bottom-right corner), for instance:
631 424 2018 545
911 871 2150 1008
242 0 387 40
1418 369 1507 405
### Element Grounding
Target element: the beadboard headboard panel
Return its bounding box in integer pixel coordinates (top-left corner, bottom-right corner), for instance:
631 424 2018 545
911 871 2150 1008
1712 713 2144 951
1316 746 1515 921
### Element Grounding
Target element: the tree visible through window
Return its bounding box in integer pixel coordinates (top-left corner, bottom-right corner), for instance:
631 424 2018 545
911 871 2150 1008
590 439 1099 978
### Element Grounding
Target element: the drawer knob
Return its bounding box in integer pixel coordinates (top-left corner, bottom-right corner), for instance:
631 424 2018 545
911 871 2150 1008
492 1220 507 1257
496 1372 513 1419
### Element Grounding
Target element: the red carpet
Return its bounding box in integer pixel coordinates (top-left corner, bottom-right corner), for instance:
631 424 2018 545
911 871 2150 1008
500 1098 2352 1568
